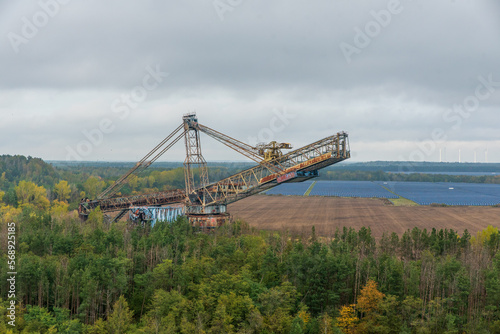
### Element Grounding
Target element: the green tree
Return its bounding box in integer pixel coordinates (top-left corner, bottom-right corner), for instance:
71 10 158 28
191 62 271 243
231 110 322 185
107 295 134 334
318 313 334 334
400 296 422 330
486 253 500 316
23 305 57 333
210 302 235 333
290 316 305 334
83 176 106 199
152 259 174 291
377 295 403 334
87 318 108 334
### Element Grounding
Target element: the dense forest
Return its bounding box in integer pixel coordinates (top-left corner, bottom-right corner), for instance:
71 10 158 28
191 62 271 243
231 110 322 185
1 208 500 333
1 154 500 333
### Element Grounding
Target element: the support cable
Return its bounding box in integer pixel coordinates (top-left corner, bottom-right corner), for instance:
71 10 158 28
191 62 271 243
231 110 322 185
97 123 184 199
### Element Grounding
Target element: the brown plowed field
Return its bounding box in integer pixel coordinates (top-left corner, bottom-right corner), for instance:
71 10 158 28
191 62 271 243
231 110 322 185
228 195 500 238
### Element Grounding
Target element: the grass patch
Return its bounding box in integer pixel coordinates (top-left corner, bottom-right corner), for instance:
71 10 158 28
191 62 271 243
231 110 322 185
389 197 419 206
380 185 419 206
304 181 317 196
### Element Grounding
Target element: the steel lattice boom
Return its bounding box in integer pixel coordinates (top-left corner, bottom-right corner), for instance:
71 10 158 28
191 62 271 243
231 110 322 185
79 113 350 228
186 131 349 213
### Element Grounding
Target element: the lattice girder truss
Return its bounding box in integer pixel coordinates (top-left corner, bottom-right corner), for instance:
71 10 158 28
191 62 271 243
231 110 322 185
189 132 350 209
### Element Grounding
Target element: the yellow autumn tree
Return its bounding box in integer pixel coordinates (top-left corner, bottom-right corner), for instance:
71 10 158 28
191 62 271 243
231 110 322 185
15 180 50 210
54 180 71 202
0 172 6 188
471 225 499 248
297 307 311 325
50 200 69 216
356 279 386 333
357 279 385 314
0 205 22 223
336 305 358 334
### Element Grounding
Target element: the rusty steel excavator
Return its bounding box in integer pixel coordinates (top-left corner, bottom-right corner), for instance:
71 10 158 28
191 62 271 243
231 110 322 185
79 113 350 228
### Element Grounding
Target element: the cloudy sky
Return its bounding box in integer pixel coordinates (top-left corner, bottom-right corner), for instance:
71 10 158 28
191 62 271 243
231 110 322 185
1 0 499 163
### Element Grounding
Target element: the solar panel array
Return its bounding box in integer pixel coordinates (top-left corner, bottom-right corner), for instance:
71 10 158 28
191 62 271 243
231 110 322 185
265 180 500 206
379 181 500 206
265 180 314 196
309 181 398 198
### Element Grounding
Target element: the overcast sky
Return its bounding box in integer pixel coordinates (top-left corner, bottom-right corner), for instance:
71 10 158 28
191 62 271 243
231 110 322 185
1 0 499 163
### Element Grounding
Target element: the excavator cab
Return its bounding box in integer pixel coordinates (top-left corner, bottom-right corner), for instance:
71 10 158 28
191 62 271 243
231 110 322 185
256 141 292 161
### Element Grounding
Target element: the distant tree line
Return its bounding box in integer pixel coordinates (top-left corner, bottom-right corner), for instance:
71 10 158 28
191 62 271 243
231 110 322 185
0 155 59 189
0 155 246 212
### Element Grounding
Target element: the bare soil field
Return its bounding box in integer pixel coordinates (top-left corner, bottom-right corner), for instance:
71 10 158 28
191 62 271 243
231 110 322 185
228 195 500 238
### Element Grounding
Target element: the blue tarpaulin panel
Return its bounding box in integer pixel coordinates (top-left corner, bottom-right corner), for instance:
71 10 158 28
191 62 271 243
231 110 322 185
129 206 185 226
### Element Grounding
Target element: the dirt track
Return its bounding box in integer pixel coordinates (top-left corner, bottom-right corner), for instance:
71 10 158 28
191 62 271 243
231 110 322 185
228 195 500 238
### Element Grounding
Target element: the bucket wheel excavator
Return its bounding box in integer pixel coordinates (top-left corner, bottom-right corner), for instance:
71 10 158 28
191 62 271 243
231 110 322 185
79 113 350 228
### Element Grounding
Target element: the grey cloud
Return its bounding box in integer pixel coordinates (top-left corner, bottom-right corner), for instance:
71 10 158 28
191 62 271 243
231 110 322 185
0 0 499 162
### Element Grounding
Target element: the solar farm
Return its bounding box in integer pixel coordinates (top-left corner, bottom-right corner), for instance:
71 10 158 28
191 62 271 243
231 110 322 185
264 180 500 206
266 181 314 196
311 181 399 199
379 182 500 206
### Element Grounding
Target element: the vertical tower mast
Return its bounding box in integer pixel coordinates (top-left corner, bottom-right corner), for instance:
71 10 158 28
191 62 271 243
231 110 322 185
183 113 209 197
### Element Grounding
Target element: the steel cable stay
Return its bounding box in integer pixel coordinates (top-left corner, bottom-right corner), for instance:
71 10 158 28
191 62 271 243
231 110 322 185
97 123 184 200
196 123 285 174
